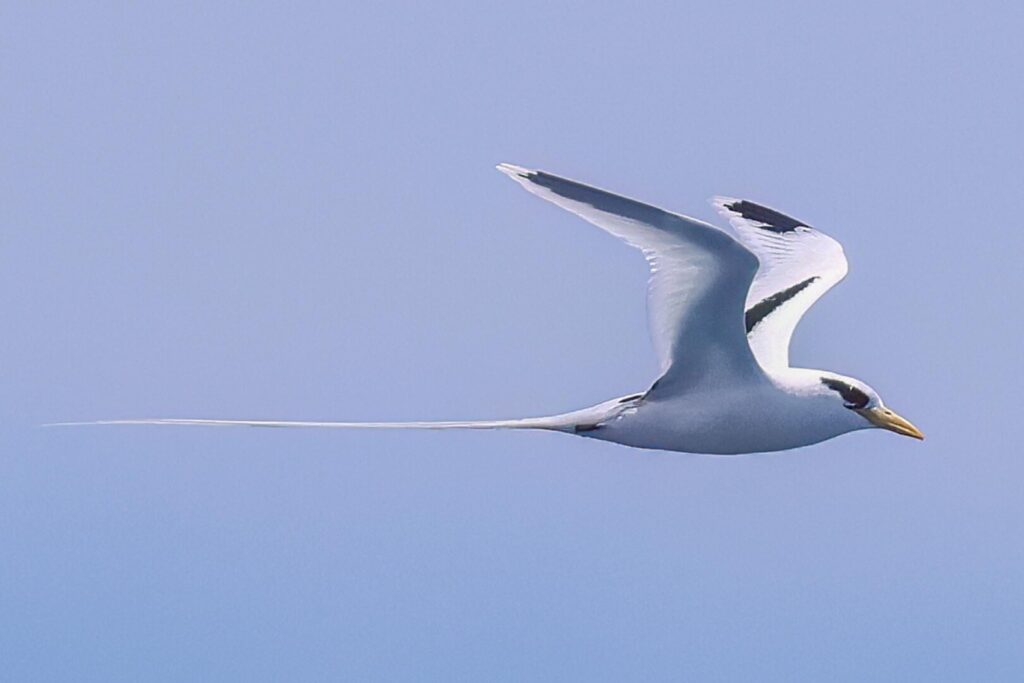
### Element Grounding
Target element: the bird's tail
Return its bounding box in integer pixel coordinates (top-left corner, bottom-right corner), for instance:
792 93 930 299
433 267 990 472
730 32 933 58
44 397 637 433
44 415 580 432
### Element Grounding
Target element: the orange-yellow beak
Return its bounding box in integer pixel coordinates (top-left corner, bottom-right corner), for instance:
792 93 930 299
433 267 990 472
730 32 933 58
858 406 924 440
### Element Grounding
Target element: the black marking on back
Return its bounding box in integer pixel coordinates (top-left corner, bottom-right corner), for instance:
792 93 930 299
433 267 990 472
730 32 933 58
618 393 643 404
725 200 808 233
821 377 870 409
744 276 819 334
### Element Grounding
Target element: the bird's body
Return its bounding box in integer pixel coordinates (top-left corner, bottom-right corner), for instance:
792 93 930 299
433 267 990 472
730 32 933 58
577 369 870 455
69 164 922 453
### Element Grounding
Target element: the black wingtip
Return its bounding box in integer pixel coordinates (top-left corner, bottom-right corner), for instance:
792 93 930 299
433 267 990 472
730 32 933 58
723 199 809 233
496 163 535 180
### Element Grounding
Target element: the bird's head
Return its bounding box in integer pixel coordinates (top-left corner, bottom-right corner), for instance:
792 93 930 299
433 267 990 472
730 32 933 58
819 374 924 440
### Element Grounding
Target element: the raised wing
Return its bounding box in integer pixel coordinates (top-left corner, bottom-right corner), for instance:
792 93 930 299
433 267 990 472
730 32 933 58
710 197 848 370
499 164 763 393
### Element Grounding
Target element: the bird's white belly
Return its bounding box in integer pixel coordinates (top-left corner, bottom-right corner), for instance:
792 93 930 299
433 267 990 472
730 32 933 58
589 389 848 455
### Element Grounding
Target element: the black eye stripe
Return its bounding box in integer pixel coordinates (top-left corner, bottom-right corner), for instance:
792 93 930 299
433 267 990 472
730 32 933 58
821 378 870 409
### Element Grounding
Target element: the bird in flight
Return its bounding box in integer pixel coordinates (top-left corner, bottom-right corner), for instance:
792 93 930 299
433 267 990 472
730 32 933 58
72 164 923 454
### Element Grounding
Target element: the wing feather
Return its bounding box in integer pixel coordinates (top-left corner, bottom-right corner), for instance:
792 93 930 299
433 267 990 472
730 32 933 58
711 197 848 369
499 165 763 392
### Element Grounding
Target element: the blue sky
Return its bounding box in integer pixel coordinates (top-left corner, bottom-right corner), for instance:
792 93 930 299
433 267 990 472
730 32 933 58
2 2 1023 680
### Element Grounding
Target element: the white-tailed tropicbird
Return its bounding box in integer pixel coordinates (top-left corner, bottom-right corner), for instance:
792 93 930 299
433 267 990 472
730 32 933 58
68 164 923 454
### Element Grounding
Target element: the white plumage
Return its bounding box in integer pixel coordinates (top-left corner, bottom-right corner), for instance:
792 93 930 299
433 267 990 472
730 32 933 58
64 164 922 453
711 195 849 370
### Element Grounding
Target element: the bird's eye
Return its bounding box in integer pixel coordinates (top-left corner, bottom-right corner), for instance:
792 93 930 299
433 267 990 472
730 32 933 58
820 378 870 409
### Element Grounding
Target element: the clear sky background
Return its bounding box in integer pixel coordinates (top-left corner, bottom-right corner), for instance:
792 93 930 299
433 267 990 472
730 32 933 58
3 2 1023 680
